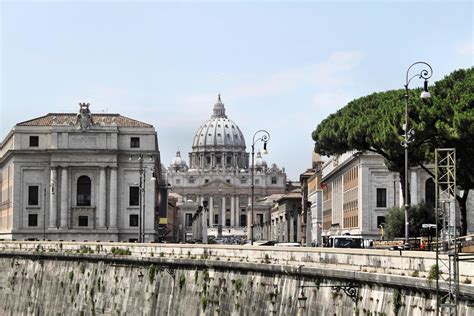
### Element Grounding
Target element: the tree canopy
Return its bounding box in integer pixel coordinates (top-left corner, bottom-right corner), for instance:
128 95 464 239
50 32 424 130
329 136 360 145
312 67 473 235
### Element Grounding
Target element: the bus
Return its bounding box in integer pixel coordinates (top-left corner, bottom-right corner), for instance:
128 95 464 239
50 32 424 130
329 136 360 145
327 235 366 249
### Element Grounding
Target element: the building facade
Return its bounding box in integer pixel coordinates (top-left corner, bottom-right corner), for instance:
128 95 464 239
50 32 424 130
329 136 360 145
0 103 166 242
166 95 287 240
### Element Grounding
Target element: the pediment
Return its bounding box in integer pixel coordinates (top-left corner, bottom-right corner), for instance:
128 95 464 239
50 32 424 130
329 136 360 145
202 178 233 189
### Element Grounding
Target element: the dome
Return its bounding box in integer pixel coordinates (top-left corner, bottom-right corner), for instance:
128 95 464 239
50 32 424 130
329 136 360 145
192 95 246 151
170 150 188 171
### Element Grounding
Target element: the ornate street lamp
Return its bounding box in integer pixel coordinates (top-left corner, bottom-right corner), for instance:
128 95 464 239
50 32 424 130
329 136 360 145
250 130 270 245
402 62 433 244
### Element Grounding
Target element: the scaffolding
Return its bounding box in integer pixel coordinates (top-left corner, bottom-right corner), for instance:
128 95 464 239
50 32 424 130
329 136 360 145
435 148 459 316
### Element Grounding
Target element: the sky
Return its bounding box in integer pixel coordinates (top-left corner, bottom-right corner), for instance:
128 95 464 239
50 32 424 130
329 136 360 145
1 0 472 180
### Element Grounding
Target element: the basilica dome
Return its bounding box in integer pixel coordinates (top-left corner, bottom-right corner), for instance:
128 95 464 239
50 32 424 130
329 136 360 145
170 151 188 171
192 95 246 152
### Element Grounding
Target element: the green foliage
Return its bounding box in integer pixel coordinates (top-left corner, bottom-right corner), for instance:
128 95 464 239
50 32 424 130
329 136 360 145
232 279 242 292
411 271 419 277
201 296 208 311
179 274 186 290
111 247 131 256
68 271 74 282
385 203 435 238
427 265 439 281
79 264 85 274
148 265 156 283
159 252 164 257
79 245 94 254
312 67 474 235
76 283 80 294
392 289 402 315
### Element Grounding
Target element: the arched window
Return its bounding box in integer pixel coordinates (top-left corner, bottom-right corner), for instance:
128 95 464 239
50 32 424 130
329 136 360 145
77 176 91 206
425 178 435 208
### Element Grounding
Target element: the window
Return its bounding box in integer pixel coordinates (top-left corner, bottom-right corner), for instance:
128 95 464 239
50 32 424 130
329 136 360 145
175 179 180 185
240 214 247 227
257 214 263 225
271 177 277 184
129 214 139 227
376 188 387 208
188 179 195 184
28 185 39 206
77 176 91 206
130 137 140 148
240 179 246 184
204 179 209 184
377 216 386 228
29 136 39 147
28 214 38 227
185 214 193 227
255 179 259 184
225 219 231 226
226 179 231 184
425 178 435 208
129 186 139 206
214 214 219 225
78 216 88 227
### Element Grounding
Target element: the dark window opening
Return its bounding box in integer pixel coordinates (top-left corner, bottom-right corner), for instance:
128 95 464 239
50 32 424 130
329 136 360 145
425 178 436 208
271 177 277 184
257 214 263 226
185 214 193 227
129 214 139 227
77 176 91 206
28 185 39 206
29 136 39 147
214 214 219 225
130 137 140 148
78 216 88 227
377 216 386 228
225 219 231 226
28 214 38 227
129 186 139 206
240 214 247 227
376 188 387 208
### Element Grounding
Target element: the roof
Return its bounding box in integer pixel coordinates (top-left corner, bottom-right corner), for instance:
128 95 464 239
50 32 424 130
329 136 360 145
16 113 153 128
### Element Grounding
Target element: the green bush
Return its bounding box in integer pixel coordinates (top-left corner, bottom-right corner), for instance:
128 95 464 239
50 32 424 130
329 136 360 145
179 274 186 290
427 265 439 281
111 247 131 256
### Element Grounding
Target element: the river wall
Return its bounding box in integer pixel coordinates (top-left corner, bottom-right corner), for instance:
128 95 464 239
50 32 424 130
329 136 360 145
0 242 473 315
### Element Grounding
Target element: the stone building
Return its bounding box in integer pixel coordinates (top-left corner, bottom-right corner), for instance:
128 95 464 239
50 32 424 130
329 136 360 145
166 95 287 240
0 103 166 242
319 150 441 240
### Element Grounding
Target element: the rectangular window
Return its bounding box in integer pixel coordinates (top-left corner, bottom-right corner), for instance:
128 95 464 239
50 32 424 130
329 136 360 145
188 179 195 184
376 188 387 207
377 216 386 228
78 216 88 227
28 186 39 206
28 214 38 227
129 186 139 206
129 214 139 227
271 177 277 184
29 136 39 147
175 179 180 184
130 137 140 148
185 214 193 227
255 179 259 184
240 179 246 184
214 214 219 225
204 179 209 184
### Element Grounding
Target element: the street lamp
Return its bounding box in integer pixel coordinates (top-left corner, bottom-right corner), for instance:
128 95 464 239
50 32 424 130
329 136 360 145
129 153 155 243
403 61 433 244
250 129 270 245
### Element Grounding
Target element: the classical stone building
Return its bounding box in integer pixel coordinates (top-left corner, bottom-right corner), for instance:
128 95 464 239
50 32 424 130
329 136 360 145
167 95 287 240
319 150 442 240
0 103 166 242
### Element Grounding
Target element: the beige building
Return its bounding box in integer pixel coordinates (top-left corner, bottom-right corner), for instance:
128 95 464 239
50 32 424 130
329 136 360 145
166 95 287 240
0 103 166 242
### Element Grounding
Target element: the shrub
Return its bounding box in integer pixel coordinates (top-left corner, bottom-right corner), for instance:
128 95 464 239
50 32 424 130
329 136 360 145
179 274 186 290
148 265 156 283
427 265 439 281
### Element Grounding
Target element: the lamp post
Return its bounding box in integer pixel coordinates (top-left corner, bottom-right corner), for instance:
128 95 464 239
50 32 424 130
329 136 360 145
250 130 270 245
403 61 433 244
202 200 208 244
129 153 155 243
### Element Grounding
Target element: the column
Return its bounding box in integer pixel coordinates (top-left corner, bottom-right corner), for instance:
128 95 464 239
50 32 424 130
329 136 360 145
230 195 235 227
209 196 214 227
60 167 68 228
49 167 58 228
98 167 106 228
289 214 294 243
109 167 117 228
221 196 226 226
296 213 302 243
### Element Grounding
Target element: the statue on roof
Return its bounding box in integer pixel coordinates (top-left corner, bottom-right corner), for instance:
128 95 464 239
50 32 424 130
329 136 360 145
77 102 93 130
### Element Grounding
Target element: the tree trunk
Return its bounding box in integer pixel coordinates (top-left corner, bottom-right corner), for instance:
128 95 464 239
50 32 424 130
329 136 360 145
457 191 469 236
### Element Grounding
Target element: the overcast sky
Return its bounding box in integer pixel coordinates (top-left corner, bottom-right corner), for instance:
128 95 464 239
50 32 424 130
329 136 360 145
1 1 472 180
